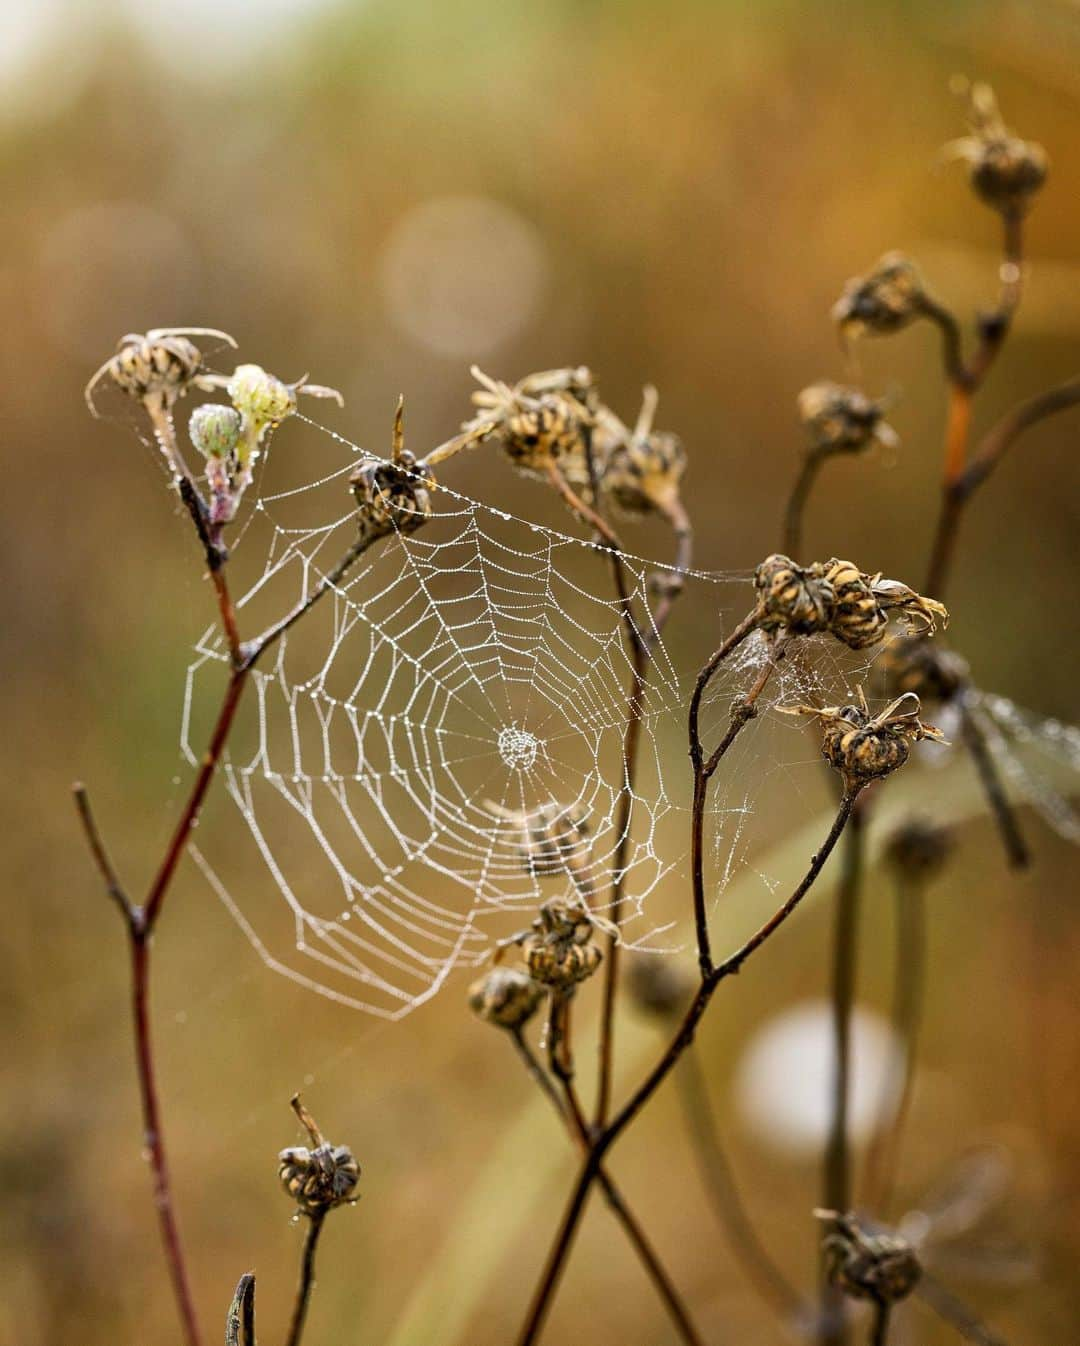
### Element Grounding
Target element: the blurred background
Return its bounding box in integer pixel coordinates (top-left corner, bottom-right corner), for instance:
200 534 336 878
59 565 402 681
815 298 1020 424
3 0 1080 1342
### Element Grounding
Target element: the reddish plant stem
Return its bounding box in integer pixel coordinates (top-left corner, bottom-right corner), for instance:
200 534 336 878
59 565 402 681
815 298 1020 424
515 791 860 1346
926 376 1080 601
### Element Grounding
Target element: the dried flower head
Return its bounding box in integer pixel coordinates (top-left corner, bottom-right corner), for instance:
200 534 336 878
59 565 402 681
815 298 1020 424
598 386 687 519
523 900 602 990
467 966 545 1030
817 1210 922 1304
625 953 694 1018
944 83 1047 217
755 554 834 636
278 1096 359 1218
429 366 595 484
787 691 946 791
879 635 970 705
821 559 947 650
797 382 899 457
884 816 954 880
754 556 946 649
84 327 237 418
831 253 929 342
350 398 435 547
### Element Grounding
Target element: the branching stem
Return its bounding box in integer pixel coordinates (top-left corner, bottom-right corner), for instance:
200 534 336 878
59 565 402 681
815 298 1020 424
515 791 860 1346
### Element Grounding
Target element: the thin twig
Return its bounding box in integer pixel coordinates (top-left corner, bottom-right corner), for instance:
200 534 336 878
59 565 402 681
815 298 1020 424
924 213 1028 600
72 784 135 927
515 791 861 1346
926 376 1080 600
783 451 826 561
284 1212 326 1346
687 605 769 975
820 801 865 1346
509 1031 706 1345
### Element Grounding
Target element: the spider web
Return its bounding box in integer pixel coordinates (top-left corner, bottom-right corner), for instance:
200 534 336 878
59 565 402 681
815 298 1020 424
176 410 902 1019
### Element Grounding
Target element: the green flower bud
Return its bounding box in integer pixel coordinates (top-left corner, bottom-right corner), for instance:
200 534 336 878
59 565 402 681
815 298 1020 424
227 364 297 437
189 403 242 459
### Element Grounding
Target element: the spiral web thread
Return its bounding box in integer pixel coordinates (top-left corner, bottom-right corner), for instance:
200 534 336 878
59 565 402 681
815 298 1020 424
177 411 1079 1020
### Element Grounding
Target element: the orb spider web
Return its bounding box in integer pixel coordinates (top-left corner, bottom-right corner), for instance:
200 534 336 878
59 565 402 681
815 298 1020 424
179 410 890 1019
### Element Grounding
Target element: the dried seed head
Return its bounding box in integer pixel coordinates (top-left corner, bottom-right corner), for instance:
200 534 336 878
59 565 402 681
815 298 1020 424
189 404 242 459
278 1096 359 1218
884 816 954 880
754 554 834 636
625 954 694 1018
524 900 602 990
788 692 946 791
818 1210 922 1304
797 383 899 457
467 966 545 1030
350 399 434 546
599 387 686 519
819 559 889 650
821 561 948 650
879 635 969 704
84 328 237 417
464 367 594 481
831 253 928 341
945 83 1047 217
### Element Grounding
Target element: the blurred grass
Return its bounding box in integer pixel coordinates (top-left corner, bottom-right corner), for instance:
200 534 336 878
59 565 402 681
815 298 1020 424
3 1 1080 1344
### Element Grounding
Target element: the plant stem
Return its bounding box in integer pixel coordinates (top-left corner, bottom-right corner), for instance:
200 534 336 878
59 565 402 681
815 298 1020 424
514 792 860 1346
284 1213 326 1346
783 451 825 561
863 871 924 1218
687 609 774 976
925 376 1080 600
510 1030 706 1346
225 1273 257 1346
870 1299 891 1346
924 212 1026 601
821 800 866 1346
